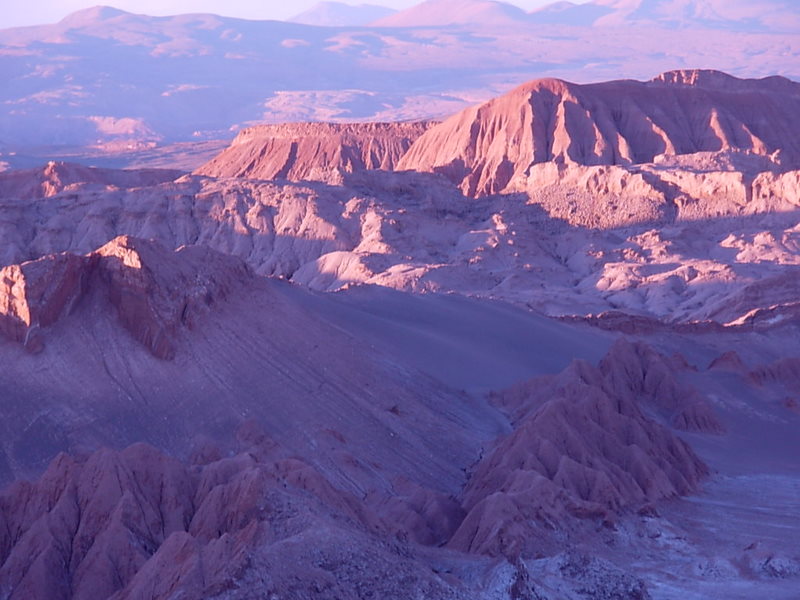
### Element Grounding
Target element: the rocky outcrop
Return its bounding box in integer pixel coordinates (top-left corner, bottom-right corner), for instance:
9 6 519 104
0 252 88 352
749 357 800 389
0 236 247 358
0 441 464 600
195 121 433 184
3 160 800 324
93 236 248 359
0 161 181 200
397 70 800 196
597 339 724 434
450 340 713 557
708 350 748 372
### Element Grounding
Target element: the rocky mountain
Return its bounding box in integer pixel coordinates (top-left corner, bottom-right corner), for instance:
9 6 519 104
398 70 800 196
451 340 715 557
2 72 800 326
0 232 720 598
2 442 479 600
2 239 798 597
6 232 796 599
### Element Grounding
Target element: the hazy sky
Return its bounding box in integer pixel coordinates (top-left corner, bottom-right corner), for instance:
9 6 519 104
1 0 591 28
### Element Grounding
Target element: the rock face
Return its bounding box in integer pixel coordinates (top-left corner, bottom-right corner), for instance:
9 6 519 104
0 252 88 353
195 121 433 184
451 339 712 557
397 70 800 196
0 236 246 358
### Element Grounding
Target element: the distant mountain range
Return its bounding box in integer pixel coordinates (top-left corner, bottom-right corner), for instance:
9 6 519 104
288 2 397 26
0 0 796 151
529 0 800 30
372 0 531 27
370 0 800 30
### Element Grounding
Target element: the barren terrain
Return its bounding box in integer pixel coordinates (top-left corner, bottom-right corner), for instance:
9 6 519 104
0 13 798 598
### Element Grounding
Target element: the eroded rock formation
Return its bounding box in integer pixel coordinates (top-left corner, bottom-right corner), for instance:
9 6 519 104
195 121 433 184
0 236 247 358
397 70 800 196
451 340 714 556
0 440 464 600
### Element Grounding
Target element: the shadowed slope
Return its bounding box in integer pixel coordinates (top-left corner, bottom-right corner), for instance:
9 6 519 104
0 237 511 492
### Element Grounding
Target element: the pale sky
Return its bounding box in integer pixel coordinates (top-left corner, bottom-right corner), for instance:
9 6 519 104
0 0 591 29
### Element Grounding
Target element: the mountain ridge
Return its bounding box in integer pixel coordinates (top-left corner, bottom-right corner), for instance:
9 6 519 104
289 1 397 26
397 69 800 196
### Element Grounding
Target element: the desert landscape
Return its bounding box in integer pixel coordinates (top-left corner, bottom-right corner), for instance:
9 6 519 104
1 1 799 599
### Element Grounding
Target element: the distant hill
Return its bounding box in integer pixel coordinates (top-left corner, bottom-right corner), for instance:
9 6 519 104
530 0 800 31
289 1 396 26
372 0 531 27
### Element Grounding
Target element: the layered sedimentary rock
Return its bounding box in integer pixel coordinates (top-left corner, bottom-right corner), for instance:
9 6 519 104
195 121 433 184
397 70 800 196
0 252 88 352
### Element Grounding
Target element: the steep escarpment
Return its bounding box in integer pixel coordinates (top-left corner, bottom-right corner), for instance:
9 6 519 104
194 121 433 184
397 70 800 196
186 70 800 230
0 252 89 352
